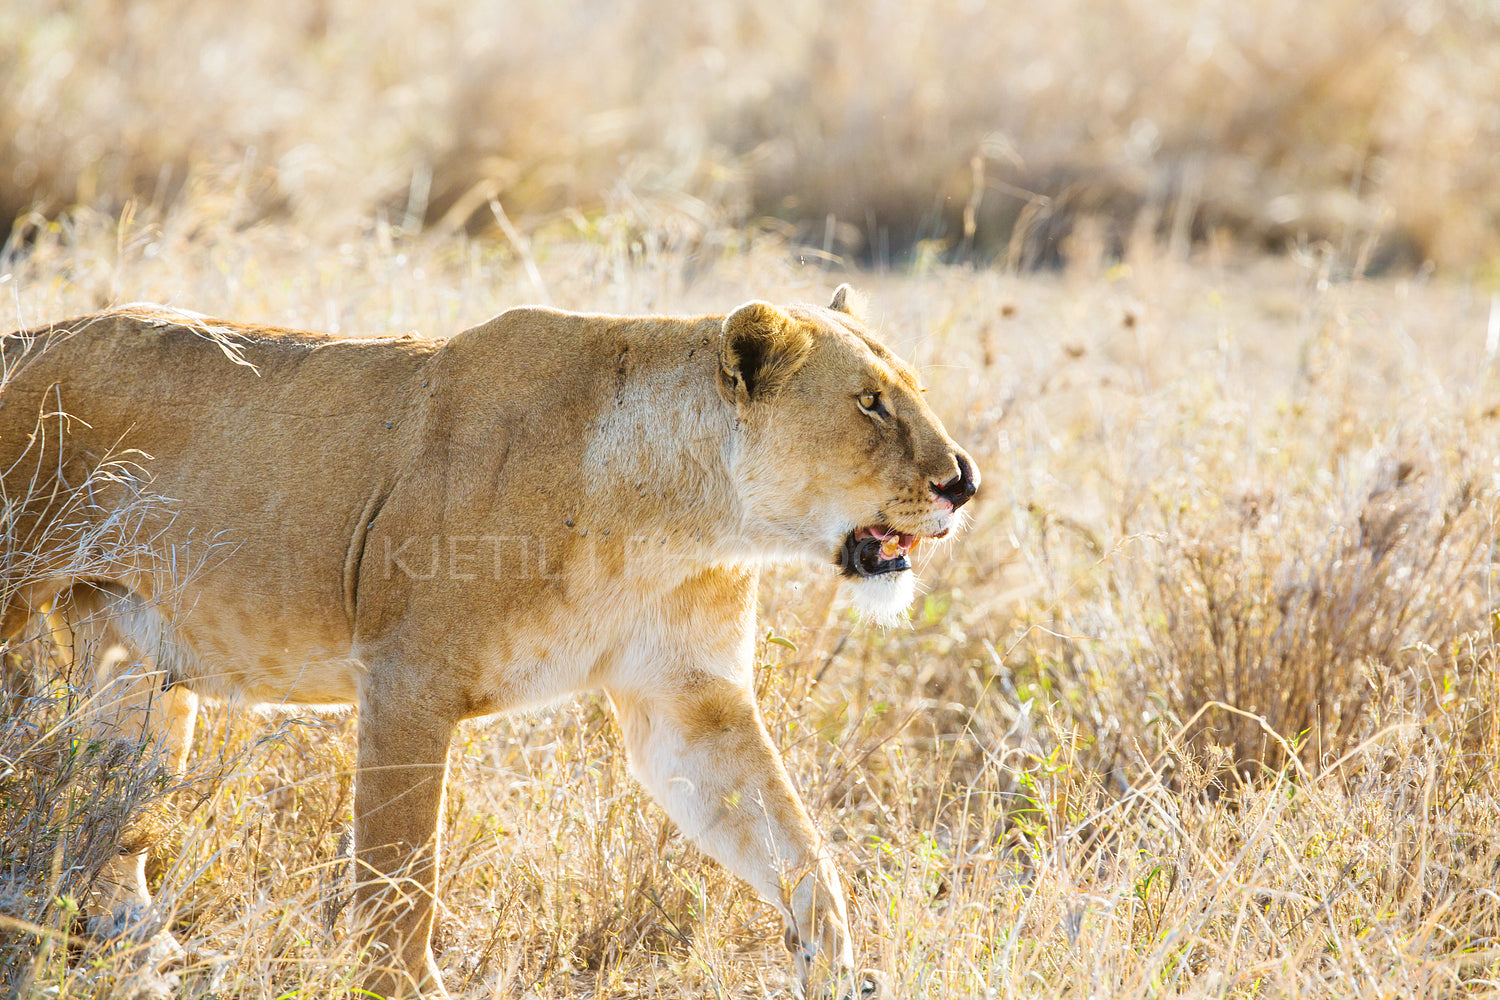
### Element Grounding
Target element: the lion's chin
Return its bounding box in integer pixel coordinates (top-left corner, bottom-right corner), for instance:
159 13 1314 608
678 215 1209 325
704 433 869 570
845 569 917 628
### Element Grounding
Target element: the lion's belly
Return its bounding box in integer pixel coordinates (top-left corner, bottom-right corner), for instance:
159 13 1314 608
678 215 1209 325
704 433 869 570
224 647 363 706
143 596 363 706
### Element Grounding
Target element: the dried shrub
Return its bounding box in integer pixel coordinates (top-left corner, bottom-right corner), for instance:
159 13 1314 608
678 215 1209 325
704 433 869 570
1145 458 1490 770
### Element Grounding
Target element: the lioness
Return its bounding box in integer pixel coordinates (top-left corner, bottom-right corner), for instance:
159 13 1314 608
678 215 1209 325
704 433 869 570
0 287 977 996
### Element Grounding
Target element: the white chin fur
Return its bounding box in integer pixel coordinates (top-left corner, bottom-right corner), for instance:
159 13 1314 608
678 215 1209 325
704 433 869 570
846 570 917 627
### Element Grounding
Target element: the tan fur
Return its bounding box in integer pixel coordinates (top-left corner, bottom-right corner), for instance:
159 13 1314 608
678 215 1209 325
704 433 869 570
0 291 977 996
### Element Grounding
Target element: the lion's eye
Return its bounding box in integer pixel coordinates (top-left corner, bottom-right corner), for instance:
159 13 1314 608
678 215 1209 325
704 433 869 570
857 391 883 414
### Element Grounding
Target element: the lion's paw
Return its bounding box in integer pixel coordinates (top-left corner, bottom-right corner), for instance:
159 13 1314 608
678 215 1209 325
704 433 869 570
854 968 889 998
107 926 186 1000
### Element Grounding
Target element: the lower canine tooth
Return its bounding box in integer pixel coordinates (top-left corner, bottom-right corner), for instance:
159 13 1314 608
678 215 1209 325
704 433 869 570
879 538 902 559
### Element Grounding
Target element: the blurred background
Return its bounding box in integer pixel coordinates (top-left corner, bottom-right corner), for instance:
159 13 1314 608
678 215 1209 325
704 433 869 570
4 0 1498 275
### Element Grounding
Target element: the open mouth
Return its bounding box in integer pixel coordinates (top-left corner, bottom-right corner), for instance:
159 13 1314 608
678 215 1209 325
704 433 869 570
838 524 922 578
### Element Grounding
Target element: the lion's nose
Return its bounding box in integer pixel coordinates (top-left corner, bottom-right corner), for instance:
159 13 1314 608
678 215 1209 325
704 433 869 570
932 453 978 510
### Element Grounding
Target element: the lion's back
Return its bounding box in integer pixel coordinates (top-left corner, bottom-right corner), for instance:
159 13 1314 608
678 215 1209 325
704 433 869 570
0 309 437 616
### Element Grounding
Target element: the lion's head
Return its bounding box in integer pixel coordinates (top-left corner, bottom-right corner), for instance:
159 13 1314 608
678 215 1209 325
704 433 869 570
718 286 979 624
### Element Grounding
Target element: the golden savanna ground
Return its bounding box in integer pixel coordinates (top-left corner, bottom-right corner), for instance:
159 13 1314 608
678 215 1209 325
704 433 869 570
3 1 1500 997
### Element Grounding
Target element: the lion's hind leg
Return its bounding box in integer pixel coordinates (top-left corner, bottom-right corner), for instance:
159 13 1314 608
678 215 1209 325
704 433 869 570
52 583 199 775
1 581 70 699
48 582 199 989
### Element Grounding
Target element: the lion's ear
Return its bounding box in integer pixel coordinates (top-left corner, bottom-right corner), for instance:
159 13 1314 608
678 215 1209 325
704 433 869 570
828 283 866 317
718 301 814 405
829 284 853 313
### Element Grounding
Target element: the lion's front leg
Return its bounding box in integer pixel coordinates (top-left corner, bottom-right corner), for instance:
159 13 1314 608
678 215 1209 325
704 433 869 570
352 673 458 999
608 674 855 994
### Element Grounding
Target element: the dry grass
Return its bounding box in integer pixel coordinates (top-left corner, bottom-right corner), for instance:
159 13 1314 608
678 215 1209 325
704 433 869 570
4 2 1500 998
3 214 1500 998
